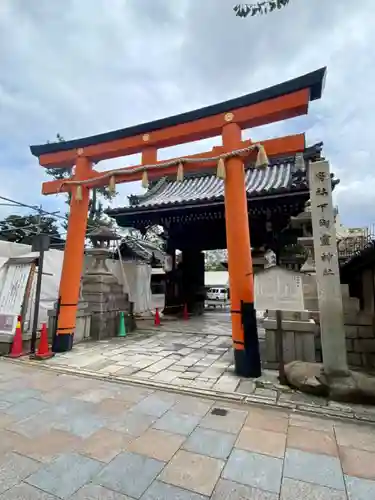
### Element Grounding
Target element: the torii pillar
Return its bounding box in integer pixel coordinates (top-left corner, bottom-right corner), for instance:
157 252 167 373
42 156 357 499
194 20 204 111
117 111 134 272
53 155 91 352
223 122 261 377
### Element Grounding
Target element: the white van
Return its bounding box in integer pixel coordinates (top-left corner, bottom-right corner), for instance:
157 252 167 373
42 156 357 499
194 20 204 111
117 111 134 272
206 287 228 301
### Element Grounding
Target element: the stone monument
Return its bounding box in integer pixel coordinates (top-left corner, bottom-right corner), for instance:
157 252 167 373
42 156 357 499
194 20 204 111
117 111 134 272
82 227 134 340
258 266 317 368
309 160 348 377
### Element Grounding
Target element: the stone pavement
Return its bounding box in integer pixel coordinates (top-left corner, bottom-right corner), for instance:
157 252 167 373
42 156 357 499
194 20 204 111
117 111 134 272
19 313 375 423
24 312 266 397
1 359 375 499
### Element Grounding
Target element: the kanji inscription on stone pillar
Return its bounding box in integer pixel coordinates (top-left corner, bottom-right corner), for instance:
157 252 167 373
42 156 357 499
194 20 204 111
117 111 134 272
309 160 348 376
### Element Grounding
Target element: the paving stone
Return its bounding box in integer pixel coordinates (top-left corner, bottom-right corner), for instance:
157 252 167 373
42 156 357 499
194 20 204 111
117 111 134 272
0 400 13 411
17 429 82 463
0 429 29 455
289 414 335 433
70 483 131 499
284 448 345 490
103 385 153 404
140 480 208 500
107 411 157 437
168 365 187 373
345 475 375 500
222 448 282 493
280 478 347 500
4 398 49 420
53 412 105 439
132 394 176 417
335 423 375 453
6 408 64 438
159 450 224 496
172 396 213 417
152 371 179 382
0 452 41 495
200 407 247 434
93 451 165 498
170 378 189 386
133 371 156 379
54 398 96 417
236 426 286 458
94 398 132 416
236 380 256 395
287 426 338 456
0 483 58 499
183 427 236 460
212 478 278 500
79 428 132 462
25 452 103 499
127 428 185 461
74 388 118 403
340 446 375 480
245 407 288 433
0 389 42 404
0 414 14 430
39 387 84 403
153 411 201 436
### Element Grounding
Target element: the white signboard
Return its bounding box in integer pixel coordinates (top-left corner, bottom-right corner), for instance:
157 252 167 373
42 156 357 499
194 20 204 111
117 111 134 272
254 266 304 311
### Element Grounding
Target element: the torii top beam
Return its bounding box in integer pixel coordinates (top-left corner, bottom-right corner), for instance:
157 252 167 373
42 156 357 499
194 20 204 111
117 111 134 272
30 68 326 169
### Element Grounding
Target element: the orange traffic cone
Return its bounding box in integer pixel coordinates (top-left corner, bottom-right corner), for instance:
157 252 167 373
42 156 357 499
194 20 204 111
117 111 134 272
32 323 54 360
8 316 25 358
154 308 161 326
183 303 189 320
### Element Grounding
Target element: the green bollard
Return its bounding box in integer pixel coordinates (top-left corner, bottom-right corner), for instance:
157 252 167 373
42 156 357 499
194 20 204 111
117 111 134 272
118 311 127 337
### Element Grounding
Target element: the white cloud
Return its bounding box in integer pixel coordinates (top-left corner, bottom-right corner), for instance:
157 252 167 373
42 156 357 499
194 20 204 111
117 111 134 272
0 0 374 231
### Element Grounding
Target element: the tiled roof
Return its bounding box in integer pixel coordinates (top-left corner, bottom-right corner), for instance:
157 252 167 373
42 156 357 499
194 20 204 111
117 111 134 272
119 236 165 263
124 143 323 210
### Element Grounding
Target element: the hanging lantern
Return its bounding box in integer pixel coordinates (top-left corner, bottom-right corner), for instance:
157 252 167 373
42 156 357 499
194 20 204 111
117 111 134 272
141 169 149 189
75 185 83 201
109 175 116 193
255 144 269 168
176 161 184 182
216 157 226 179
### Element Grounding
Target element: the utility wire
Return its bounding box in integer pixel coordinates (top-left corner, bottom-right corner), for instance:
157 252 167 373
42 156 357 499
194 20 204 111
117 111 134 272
0 194 115 234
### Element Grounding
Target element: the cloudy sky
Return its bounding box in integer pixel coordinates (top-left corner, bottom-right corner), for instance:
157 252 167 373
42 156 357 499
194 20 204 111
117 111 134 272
0 0 374 231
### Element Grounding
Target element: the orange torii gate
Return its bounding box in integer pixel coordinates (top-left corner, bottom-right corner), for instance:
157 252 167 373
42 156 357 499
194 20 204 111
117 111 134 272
30 67 326 377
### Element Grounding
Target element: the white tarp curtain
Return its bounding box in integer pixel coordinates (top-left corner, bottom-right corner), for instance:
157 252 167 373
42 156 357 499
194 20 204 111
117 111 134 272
0 241 153 330
106 259 152 314
0 242 65 331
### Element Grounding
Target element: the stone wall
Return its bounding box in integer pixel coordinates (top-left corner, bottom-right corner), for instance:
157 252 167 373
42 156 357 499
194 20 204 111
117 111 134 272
263 283 375 371
263 310 317 369
312 284 375 370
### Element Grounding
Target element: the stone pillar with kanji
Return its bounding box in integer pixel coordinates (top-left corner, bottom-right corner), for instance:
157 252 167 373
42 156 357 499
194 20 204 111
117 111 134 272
309 159 349 377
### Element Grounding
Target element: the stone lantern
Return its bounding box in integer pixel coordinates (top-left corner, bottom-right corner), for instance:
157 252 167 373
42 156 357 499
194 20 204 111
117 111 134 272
82 226 134 340
290 201 318 312
290 200 315 274
86 226 122 275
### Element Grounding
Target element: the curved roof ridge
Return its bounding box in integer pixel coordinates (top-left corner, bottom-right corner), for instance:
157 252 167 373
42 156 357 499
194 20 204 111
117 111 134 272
31 68 326 157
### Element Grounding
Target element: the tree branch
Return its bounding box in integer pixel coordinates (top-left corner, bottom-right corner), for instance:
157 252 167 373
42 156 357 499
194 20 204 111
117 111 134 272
234 0 290 17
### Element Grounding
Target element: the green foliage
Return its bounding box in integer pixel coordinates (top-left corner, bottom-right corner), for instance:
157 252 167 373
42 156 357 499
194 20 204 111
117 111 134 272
0 214 62 245
205 262 226 271
234 0 290 17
